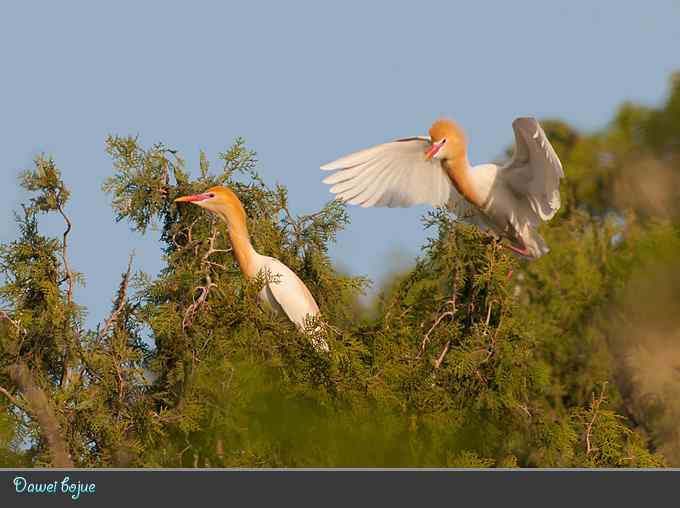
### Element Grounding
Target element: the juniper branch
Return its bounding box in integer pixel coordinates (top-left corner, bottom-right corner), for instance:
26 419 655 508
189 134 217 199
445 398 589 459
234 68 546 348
96 253 135 343
56 201 75 306
419 269 458 357
0 385 26 411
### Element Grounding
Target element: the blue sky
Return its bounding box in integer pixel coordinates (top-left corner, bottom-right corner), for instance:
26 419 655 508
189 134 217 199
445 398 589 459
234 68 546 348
1 1 679 328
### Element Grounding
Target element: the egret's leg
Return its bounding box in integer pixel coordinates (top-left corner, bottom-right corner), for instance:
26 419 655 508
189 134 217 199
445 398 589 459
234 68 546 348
502 234 530 279
506 244 531 257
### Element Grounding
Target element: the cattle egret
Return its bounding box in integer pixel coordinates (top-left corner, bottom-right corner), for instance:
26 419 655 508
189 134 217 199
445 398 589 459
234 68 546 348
175 186 329 352
321 118 564 259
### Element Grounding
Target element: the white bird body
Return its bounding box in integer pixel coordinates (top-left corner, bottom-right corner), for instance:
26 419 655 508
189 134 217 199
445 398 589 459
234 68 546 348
253 253 320 329
321 118 564 259
175 187 328 352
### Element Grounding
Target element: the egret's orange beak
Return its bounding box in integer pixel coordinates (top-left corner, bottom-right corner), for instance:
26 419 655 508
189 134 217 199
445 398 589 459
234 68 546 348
425 141 444 161
174 193 211 203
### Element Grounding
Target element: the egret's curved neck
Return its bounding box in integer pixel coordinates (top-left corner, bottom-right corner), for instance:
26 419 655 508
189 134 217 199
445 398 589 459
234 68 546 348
213 206 258 278
442 153 481 206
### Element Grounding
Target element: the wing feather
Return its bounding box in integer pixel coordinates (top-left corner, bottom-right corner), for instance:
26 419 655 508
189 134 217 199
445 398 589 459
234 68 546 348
500 117 564 222
321 136 459 209
346 160 395 206
329 156 392 197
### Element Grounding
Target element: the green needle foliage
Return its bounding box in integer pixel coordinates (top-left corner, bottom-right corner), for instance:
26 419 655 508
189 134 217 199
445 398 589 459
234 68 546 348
2 73 680 468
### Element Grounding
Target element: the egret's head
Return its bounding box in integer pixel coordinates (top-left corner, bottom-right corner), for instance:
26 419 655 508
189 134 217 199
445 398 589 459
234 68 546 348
424 118 466 161
174 186 246 225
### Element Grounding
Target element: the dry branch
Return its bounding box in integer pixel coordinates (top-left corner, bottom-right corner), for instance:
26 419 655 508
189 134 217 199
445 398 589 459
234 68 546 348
586 383 608 455
183 226 225 329
0 309 26 337
8 362 73 467
0 385 26 410
96 253 135 343
56 202 75 306
419 269 458 358
434 341 451 369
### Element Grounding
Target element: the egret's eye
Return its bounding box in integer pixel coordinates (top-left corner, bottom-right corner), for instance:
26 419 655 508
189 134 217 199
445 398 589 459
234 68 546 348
440 138 447 145
208 193 216 198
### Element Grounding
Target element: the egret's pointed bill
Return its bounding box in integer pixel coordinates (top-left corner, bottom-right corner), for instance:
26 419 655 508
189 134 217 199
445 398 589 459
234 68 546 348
174 193 211 203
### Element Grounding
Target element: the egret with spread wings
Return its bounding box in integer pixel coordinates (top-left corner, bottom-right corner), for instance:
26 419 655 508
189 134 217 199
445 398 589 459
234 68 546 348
175 186 329 352
321 118 564 259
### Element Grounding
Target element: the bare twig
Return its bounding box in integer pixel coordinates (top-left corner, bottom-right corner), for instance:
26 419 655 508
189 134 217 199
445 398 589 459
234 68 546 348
183 227 222 329
172 217 200 251
216 438 225 462
0 309 25 337
281 204 304 241
183 284 215 330
77 255 135 385
56 202 75 306
104 254 136 407
434 341 451 369
585 415 596 454
586 383 608 455
419 270 458 356
516 404 532 418
420 310 455 355
96 253 135 343
470 303 497 368
54 199 80 389
0 309 26 360
0 385 26 410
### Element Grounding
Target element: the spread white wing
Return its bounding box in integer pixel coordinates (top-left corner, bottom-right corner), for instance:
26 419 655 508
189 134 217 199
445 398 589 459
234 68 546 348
321 137 471 214
500 118 564 222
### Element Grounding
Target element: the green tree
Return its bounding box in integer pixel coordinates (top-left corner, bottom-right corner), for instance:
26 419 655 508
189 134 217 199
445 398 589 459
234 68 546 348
2 73 680 468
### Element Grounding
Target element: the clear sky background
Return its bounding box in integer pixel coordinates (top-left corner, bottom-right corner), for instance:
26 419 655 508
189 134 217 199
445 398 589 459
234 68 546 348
2 1 680 328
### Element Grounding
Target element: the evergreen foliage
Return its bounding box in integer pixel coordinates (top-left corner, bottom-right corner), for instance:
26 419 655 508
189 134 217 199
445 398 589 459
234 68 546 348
1 73 680 468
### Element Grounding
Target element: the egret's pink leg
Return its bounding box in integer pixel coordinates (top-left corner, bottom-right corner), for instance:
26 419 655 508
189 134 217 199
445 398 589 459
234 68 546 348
502 235 530 279
506 244 531 257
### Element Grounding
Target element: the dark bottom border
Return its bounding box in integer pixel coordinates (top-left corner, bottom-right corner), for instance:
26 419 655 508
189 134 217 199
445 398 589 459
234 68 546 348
1 469 676 507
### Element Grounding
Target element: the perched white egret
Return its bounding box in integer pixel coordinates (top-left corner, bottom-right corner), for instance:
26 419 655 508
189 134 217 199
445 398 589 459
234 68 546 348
175 186 329 352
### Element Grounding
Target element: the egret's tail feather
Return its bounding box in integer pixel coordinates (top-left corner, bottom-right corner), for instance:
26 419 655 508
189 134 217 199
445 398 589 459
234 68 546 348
513 229 550 259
